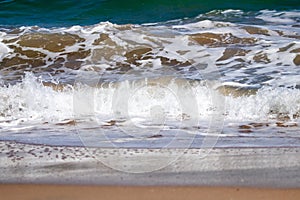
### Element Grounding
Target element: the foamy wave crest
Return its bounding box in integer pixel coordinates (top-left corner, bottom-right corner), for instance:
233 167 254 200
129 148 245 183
1 73 300 130
0 73 74 124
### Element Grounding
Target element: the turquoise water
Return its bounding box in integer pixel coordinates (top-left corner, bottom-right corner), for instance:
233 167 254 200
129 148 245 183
0 0 299 26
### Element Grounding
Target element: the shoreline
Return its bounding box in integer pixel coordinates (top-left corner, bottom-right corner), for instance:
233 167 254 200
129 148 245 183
2 139 300 149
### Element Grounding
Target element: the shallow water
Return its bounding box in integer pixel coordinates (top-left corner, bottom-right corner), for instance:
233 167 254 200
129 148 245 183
0 6 300 148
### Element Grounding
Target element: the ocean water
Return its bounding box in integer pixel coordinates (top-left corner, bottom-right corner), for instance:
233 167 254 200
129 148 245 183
0 0 299 27
0 0 300 149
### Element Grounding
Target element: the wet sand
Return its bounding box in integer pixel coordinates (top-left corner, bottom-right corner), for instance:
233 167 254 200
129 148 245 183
0 141 300 199
1 184 300 200
0 141 300 187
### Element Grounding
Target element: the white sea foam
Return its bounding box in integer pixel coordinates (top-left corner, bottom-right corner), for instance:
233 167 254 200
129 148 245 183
0 74 74 124
1 73 300 131
0 10 299 86
172 20 234 31
0 32 10 59
257 10 300 24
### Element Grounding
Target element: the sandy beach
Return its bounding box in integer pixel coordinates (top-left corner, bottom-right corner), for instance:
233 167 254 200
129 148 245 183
0 139 300 199
0 141 299 186
1 184 300 200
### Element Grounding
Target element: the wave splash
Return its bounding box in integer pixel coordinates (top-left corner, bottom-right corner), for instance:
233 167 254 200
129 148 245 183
1 73 300 127
0 10 300 144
